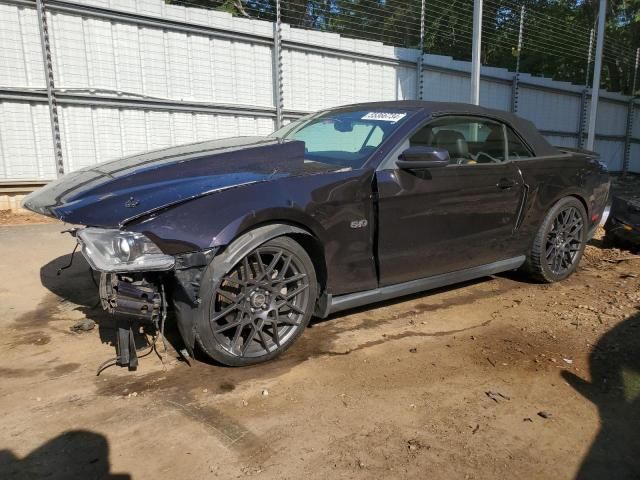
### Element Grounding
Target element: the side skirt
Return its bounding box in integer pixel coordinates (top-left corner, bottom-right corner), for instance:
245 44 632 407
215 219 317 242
323 256 526 317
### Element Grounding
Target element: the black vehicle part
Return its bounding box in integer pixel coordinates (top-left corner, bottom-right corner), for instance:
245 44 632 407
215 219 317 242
172 248 218 355
56 242 79 276
604 195 640 248
99 274 163 370
521 196 587 283
100 275 162 322
115 320 139 370
171 224 315 361
322 256 525 317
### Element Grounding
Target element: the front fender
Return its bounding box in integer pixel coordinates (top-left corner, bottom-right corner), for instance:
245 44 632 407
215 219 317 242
125 176 333 254
127 168 378 296
171 224 313 354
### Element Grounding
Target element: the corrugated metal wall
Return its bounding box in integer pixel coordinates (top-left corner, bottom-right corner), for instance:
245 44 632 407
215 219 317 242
0 0 638 182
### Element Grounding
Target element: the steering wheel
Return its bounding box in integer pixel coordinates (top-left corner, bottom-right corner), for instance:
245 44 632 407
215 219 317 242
475 152 502 164
453 153 478 165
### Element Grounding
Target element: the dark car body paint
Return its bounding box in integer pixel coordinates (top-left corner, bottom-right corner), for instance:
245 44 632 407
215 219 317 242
605 195 640 245
130 168 380 294
24 101 610 302
510 156 609 240
22 136 331 227
375 162 525 285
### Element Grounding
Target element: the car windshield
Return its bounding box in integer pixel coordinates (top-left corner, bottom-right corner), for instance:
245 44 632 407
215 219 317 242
270 109 411 169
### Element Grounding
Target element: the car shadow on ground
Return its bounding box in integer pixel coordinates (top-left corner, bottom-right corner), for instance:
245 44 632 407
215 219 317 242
39 251 505 366
0 430 130 479
563 311 640 479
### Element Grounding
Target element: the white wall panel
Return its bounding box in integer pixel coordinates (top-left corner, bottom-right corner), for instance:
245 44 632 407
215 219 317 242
0 102 55 180
0 4 45 88
50 13 90 88
596 100 628 136
594 139 625 172
517 87 582 133
422 71 468 103
84 18 118 90
56 105 275 170
44 7 273 105
59 106 97 172
120 110 149 155
112 23 144 93
283 51 407 111
544 135 579 149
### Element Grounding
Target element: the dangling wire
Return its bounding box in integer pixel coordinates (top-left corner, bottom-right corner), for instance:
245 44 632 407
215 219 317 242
56 242 79 276
154 284 169 369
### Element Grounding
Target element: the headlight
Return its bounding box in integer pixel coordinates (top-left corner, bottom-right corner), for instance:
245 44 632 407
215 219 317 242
77 228 175 273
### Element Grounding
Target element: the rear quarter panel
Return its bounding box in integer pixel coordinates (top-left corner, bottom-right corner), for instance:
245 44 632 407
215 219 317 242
513 153 610 250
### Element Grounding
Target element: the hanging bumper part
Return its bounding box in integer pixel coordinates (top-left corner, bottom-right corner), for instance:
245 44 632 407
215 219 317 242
100 274 162 370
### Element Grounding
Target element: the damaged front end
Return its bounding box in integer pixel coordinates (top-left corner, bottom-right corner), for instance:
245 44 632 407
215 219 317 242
99 273 166 371
72 226 213 372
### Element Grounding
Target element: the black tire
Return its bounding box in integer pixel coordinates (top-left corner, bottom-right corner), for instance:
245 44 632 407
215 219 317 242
522 196 588 283
195 236 317 366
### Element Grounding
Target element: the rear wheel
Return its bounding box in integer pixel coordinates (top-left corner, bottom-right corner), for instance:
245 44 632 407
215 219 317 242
522 197 587 283
196 236 317 366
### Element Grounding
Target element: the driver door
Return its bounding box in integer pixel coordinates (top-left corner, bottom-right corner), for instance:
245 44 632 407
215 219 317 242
375 116 525 287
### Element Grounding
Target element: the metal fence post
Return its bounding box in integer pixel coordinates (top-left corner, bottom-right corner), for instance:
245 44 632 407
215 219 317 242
510 5 525 113
578 28 595 149
36 0 64 177
416 0 426 100
272 0 284 129
470 0 483 105
622 48 639 174
586 0 607 152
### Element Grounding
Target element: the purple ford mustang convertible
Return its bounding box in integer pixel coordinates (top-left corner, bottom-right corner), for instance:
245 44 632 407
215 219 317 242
24 101 610 368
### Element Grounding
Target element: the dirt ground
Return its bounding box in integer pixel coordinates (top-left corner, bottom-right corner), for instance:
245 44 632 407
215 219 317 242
0 221 639 480
0 210 58 226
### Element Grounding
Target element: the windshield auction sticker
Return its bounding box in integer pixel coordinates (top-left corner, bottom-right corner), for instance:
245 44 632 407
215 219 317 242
361 112 407 123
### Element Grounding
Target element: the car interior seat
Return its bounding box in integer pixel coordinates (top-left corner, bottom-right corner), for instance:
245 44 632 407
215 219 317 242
409 126 434 147
434 130 470 163
477 128 505 162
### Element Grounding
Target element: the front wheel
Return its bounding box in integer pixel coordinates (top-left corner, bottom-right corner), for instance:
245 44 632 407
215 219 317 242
196 236 317 366
522 197 588 283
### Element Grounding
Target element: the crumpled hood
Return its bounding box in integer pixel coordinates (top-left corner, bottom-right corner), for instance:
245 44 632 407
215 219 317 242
23 136 333 227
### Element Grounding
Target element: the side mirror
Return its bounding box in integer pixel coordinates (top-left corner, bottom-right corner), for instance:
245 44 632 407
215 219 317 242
396 146 450 170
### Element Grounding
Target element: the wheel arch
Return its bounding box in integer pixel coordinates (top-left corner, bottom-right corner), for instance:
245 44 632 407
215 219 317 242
172 221 327 356
214 220 328 304
541 189 589 217
567 193 590 218
528 188 590 234
520 190 590 255
520 193 590 283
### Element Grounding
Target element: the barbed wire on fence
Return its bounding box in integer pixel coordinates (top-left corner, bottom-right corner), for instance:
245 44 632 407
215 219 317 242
167 0 637 95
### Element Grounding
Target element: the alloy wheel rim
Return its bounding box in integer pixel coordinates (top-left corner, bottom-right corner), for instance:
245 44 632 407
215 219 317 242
545 206 584 275
209 247 310 358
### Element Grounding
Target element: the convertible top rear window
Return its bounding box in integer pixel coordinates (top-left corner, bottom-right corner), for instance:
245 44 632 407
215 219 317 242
271 109 410 169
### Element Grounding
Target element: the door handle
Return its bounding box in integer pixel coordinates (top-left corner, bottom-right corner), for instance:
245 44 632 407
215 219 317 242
496 178 517 190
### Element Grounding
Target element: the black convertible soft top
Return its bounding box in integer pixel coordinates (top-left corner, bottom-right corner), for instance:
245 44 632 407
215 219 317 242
333 100 559 157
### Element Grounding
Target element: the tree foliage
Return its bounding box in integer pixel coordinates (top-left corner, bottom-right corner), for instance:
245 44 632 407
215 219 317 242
169 0 640 94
